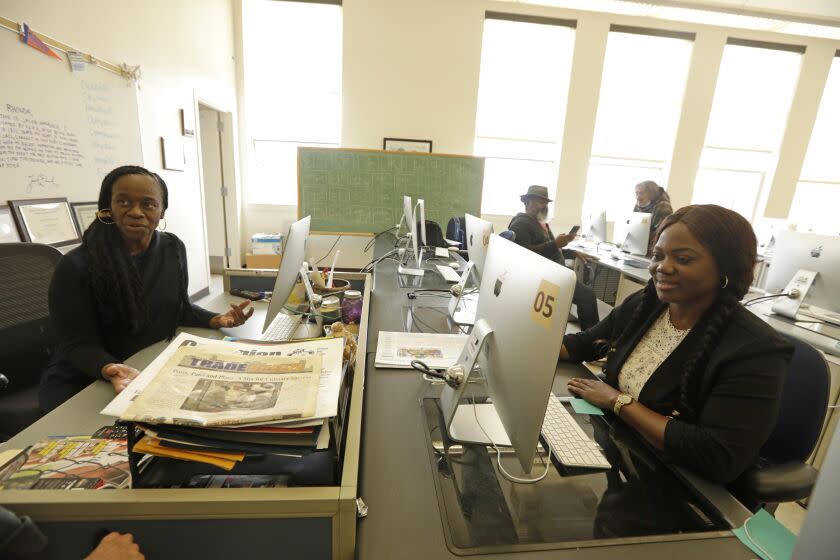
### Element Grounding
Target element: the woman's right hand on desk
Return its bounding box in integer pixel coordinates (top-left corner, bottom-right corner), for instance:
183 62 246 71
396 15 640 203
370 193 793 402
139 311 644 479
101 363 140 394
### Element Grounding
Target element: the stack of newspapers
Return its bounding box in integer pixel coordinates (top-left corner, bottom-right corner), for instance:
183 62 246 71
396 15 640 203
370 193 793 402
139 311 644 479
101 333 346 472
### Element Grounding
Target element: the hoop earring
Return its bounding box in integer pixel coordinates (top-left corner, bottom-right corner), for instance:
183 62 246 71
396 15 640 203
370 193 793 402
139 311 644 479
96 209 115 225
721 275 729 289
157 218 167 232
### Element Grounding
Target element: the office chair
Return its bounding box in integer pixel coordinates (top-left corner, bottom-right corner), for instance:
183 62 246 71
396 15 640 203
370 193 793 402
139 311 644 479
498 230 516 242
417 219 448 248
445 216 466 250
0 243 62 441
731 334 830 512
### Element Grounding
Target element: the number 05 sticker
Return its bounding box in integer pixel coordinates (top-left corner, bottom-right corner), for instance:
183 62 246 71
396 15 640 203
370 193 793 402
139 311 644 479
531 279 561 329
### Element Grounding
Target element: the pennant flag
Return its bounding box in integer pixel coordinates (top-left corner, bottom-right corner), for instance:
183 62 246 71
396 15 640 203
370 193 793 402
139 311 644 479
21 23 62 61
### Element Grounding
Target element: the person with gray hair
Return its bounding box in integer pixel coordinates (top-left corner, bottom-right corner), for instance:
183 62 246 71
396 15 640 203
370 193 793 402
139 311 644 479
634 180 673 256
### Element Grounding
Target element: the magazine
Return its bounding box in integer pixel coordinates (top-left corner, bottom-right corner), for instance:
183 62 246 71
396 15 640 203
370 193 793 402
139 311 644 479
120 347 321 427
0 438 130 490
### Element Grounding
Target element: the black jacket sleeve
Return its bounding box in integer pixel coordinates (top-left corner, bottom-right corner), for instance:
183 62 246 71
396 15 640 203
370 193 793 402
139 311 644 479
562 291 642 362
508 216 560 260
173 236 217 328
48 255 117 379
663 336 789 483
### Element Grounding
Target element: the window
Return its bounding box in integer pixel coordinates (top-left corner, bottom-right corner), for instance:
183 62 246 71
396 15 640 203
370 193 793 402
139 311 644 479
243 0 342 205
789 55 840 234
692 41 802 221
473 15 575 216
582 28 693 222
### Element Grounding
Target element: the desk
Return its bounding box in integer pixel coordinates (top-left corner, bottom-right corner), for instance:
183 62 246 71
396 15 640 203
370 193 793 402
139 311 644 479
568 243 650 306
0 273 370 560
356 238 756 559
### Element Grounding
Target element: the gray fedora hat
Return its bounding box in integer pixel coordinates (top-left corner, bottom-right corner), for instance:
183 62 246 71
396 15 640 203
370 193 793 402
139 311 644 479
520 185 552 203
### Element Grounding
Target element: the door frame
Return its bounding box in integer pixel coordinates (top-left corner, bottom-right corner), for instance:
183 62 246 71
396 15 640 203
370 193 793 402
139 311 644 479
194 91 242 271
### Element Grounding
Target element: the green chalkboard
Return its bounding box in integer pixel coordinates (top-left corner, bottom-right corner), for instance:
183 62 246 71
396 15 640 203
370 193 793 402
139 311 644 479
297 147 484 235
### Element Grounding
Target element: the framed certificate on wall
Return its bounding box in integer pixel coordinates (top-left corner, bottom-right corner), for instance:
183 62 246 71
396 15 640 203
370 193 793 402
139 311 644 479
0 206 22 242
70 201 99 236
8 198 82 247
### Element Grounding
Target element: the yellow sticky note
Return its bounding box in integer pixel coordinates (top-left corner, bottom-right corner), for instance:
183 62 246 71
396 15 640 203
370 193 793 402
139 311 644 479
531 279 562 329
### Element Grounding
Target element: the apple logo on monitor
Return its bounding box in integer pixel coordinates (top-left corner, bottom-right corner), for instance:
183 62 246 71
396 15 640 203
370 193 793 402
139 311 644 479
493 271 507 297
811 246 822 258
469 233 473 246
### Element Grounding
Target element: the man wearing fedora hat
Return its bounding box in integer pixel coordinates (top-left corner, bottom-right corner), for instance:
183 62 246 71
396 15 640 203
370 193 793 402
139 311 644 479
508 185 600 330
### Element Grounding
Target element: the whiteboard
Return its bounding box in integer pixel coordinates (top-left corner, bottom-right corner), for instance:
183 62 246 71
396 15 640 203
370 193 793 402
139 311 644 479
0 29 142 204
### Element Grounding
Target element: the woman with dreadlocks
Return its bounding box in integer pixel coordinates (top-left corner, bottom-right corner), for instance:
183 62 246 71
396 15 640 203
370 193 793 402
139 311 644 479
40 166 253 412
560 204 792 483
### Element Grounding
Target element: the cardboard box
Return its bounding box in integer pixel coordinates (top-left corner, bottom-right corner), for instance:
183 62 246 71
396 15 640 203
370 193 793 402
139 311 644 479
245 253 281 269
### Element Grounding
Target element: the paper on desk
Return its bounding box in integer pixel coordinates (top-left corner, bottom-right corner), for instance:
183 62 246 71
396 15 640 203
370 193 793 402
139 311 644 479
375 331 467 369
101 332 345 422
570 398 604 415
731 509 795 560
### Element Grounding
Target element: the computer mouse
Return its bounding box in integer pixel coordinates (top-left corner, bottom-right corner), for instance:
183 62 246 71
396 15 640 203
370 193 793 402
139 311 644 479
449 262 459 270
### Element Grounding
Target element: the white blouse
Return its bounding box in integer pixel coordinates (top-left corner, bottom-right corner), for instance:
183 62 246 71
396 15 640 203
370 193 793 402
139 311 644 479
618 308 691 399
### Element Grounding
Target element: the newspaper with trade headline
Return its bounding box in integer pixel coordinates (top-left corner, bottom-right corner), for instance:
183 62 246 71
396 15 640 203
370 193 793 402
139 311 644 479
120 347 321 427
101 332 345 426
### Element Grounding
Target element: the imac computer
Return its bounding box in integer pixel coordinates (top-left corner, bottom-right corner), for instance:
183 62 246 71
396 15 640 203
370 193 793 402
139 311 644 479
440 234 577 473
764 231 840 326
465 213 494 280
261 216 323 340
398 198 425 277
582 209 607 244
449 214 493 325
612 212 651 257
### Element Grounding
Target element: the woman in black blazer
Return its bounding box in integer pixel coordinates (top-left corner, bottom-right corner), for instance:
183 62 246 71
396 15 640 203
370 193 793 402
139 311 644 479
561 204 793 483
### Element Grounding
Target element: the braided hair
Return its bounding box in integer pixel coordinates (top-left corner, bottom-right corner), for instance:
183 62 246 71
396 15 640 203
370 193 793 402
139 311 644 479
82 165 168 333
614 205 757 420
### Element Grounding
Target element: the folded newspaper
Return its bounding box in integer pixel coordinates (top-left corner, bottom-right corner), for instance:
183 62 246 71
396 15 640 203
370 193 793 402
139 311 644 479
120 347 321 427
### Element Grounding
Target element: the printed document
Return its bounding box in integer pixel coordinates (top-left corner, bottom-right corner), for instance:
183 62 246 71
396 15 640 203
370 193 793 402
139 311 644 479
375 331 467 369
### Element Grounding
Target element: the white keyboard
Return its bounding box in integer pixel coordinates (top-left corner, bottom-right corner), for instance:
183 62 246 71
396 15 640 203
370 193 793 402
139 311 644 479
261 312 302 341
541 394 611 469
435 264 461 283
434 247 450 258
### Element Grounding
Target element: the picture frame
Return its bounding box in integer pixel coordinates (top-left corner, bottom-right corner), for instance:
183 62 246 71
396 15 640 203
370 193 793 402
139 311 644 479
70 201 99 236
383 137 433 153
181 107 195 137
0 205 22 243
161 136 185 171
8 198 81 247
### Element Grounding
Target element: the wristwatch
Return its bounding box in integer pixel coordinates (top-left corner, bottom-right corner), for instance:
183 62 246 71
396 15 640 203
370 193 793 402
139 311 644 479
613 393 634 416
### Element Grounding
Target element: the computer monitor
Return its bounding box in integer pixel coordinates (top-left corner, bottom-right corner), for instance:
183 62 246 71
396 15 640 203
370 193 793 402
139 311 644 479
398 199 424 276
465 213 493 280
440 234 577 473
400 195 413 235
764 231 840 315
417 198 427 246
582 209 607 244
263 215 311 331
613 212 651 256
792 418 840 559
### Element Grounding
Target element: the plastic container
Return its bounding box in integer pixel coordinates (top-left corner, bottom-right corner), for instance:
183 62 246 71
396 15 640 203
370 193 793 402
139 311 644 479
341 290 363 324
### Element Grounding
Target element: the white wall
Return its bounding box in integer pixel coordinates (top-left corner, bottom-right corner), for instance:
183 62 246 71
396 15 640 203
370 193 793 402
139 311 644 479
2 0 238 295
237 0 840 267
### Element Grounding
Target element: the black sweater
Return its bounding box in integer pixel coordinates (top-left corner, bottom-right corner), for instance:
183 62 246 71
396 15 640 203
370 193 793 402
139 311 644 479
47 231 217 379
508 213 564 261
563 290 793 483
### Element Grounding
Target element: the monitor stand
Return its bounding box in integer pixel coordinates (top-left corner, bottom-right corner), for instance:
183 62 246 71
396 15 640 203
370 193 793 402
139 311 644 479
439 319 510 446
448 261 477 325
397 246 425 276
